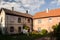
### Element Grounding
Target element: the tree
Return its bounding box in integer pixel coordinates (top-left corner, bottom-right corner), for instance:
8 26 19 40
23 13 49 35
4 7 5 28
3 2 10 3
52 23 60 40
23 24 29 30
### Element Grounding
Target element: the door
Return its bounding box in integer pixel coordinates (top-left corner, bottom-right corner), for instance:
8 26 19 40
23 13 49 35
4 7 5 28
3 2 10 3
18 27 21 33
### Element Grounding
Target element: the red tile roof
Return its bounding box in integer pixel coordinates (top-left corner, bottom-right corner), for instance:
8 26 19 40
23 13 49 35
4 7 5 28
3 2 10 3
33 8 60 19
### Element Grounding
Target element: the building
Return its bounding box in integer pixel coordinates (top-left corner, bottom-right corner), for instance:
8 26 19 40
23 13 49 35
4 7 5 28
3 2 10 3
33 8 60 32
0 8 33 34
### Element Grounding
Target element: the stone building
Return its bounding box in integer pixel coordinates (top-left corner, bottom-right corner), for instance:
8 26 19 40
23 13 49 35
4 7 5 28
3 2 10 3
33 8 60 32
0 8 33 34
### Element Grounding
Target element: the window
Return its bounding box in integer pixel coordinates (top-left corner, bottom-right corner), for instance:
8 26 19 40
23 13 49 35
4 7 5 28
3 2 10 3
18 18 21 23
28 19 30 23
49 17 52 22
25 18 26 20
38 27 41 32
18 27 21 32
10 26 14 32
57 17 60 22
38 19 41 23
49 17 52 20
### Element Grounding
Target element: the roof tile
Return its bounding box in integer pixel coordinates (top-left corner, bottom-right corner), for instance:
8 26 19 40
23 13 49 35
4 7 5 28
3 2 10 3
33 8 60 19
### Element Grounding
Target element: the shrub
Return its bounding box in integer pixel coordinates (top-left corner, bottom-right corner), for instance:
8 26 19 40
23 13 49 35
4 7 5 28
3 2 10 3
40 29 48 35
52 24 58 30
23 25 29 30
29 31 42 39
31 31 39 34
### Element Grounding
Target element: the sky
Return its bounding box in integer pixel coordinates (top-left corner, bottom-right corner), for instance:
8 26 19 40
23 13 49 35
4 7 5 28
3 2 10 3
0 0 60 15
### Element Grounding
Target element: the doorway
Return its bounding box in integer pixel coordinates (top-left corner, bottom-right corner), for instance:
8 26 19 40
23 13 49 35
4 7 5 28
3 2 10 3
18 27 21 33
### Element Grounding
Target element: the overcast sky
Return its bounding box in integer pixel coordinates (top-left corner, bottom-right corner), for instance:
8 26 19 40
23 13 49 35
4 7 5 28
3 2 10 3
0 0 60 15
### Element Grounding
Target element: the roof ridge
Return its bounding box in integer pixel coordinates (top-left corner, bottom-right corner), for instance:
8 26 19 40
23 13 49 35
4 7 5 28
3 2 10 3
36 8 60 14
0 8 32 18
33 8 60 19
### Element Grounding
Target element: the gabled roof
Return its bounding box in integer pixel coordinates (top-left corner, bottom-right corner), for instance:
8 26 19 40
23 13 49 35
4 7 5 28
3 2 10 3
33 8 60 19
0 8 32 18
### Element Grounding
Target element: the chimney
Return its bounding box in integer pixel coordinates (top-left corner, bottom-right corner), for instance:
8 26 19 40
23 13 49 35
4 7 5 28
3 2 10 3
12 7 14 11
46 8 49 13
26 10 28 13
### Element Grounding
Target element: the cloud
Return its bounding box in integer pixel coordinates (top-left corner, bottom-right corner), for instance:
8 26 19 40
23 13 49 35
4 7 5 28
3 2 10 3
50 0 60 5
57 0 60 5
20 0 45 13
0 0 25 12
0 0 45 14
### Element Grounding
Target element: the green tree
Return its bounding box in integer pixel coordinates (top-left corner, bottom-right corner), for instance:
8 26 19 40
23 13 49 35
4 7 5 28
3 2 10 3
52 23 60 40
23 24 29 30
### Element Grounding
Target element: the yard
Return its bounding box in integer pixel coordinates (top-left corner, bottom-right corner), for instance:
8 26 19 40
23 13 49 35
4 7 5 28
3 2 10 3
0 31 47 40
0 29 48 40
0 34 32 40
0 33 56 40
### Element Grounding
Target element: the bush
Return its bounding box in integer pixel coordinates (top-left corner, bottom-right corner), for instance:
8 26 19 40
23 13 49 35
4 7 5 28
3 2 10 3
52 24 58 30
31 31 39 34
29 31 42 39
40 29 48 35
23 24 29 30
29 30 48 39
